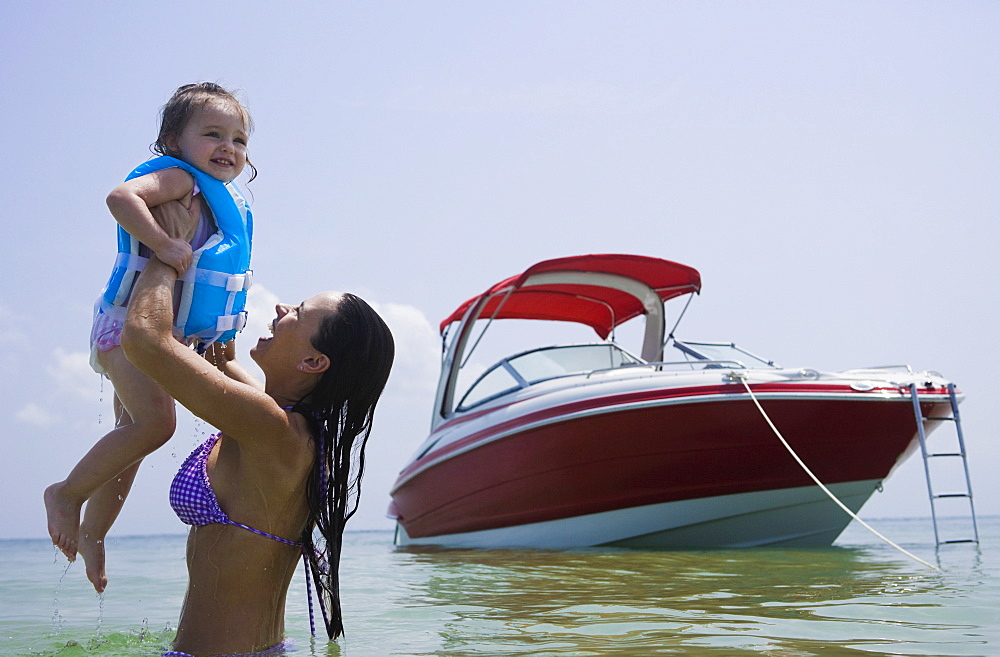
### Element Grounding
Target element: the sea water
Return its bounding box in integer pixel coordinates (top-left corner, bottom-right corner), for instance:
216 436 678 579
2 517 997 656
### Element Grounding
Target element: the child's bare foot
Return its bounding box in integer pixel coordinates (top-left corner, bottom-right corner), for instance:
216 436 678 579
44 482 80 562
78 531 107 593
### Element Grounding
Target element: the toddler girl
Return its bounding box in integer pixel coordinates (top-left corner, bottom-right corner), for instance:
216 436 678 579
45 82 255 592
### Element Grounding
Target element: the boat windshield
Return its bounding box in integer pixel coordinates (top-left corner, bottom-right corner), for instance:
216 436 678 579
457 343 642 411
671 340 776 368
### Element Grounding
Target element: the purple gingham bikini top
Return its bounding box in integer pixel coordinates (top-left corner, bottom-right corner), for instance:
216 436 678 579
169 433 302 547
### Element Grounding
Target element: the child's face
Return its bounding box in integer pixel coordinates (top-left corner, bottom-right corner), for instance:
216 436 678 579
169 99 249 182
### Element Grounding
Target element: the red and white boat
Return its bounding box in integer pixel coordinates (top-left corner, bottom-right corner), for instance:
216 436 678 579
388 254 959 548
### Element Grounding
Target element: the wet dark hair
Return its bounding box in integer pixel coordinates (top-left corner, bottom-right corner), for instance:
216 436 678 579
292 293 394 639
151 82 257 182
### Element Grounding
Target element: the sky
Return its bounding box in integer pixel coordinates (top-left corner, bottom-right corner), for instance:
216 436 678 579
1 1 997 542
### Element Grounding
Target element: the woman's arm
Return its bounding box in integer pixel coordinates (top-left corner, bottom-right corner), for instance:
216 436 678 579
107 168 199 275
120 202 287 442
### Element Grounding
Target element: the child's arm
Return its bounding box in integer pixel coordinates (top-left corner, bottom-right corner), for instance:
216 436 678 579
106 167 199 275
204 340 265 390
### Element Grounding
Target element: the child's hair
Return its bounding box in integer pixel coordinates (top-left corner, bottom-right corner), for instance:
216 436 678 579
151 82 257 182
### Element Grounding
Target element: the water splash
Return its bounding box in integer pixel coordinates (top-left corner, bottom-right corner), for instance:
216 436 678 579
95 591 106 642
49 555 73 637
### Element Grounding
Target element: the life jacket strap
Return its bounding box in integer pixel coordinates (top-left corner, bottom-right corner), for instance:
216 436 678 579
109 251 150 306
113 251 149 272
179 268 253 293
215 311 248 333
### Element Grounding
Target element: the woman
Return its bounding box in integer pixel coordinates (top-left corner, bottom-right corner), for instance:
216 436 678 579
119 201 394 655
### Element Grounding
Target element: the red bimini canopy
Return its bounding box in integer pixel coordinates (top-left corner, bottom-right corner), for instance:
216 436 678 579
439 254 702 338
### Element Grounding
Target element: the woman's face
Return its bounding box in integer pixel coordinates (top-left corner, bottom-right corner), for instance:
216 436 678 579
251 292 344 370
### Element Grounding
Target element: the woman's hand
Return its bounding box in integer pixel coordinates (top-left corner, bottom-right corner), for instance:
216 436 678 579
149 200 199 275
204 339 264 389
205 340 236 370
151 199 200 245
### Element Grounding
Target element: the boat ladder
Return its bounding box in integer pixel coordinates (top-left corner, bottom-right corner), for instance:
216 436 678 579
909 383 979 545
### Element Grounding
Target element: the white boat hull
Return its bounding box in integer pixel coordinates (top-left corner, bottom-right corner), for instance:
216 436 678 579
394 479 882 549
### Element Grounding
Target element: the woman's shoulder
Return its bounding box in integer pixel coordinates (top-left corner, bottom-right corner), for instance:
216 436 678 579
229 409 314 469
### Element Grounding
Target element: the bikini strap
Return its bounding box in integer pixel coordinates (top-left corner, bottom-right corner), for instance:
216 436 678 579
225 519 302 546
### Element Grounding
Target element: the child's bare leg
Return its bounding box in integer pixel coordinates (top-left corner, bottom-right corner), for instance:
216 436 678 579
79 458 141 593
77 394 139 592
45 347 175 560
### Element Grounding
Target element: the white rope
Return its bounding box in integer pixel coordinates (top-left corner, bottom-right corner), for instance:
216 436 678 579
734 374 939 571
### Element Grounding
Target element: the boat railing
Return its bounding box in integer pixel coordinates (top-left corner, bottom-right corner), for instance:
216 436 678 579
843 364 914 374
584 360 746 378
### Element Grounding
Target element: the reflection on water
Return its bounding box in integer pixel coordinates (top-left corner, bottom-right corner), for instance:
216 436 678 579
381 535 993 657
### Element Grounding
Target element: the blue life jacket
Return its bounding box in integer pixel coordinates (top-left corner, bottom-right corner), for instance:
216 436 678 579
98 156 253 347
